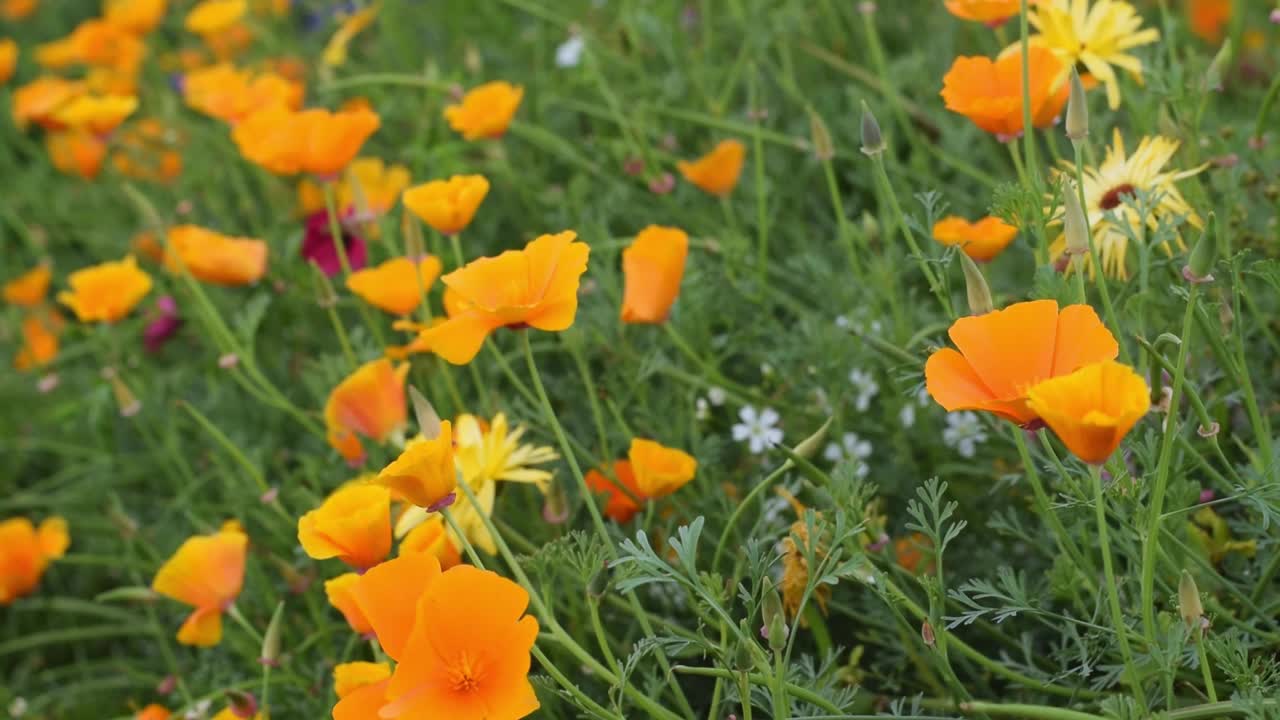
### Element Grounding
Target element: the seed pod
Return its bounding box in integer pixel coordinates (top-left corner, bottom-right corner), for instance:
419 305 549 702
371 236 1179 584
260 601 284 666
1178 570 1204 630
860 101 885 157
1065 69 1088 143
1062 180 1090 257
792 416 833 461
1205 39 1232 92
959 252 994 316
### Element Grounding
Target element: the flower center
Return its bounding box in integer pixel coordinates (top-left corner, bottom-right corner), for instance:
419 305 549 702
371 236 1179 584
450 653 482 693
1098 183 1136 211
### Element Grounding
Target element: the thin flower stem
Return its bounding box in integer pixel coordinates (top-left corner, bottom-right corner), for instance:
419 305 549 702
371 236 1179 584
324 182 384 348
1017 0 1039 187
531 645 624 720
772 652 790 720
749 66 770 288
673 666 844 716
586 597 621 675
1141 283 1198 642
869 155 954 318
1089 465 1147 707
518 332 699 720
712 460 792 570
738 672 754 720
324 301 359 370
567 339 613 462
1070 142 1126 362
1195 628 1217 703
1012 428 1097 592
959 701 1104 720
226 604 265 646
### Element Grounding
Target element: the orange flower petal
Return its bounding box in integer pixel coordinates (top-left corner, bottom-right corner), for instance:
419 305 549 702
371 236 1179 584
332 678 389 720
351 553 442 662
297 483 391 571
947 299 1059 401
677 139 745 196
346 257 443 316
151 530 247 610
621 225 689 324
325 573 373 635
176 605 223 646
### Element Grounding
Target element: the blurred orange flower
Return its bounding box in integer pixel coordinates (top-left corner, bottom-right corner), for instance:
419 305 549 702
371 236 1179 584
164 225 268 286
941 46 1068 138
421 231 589 364
298 483 391 571
444 81 523 140
0 39 16 86
325 572 374 635
134 704 171 720
944 0 1024 23
931 215 1018 262
46 130 108 179
4 264 52 306
1 0 37 20
585 460 645 523
233 105 380 177
322 3 379 67
402 174 490 236
185 0 247 35
346 256 443 316
57 255 152 323
12 76 87 129
621 225 688 324
678 139 745 196
14 313 60 371
1187 0 1231 42
151 528 246 646
399 514 461 569
112 118 184 182
50 93 137 135
894 533 935 574
323 358 409 464
375 421 456 509
342 555 539 720
0 516 69 605
629 438 697 498
1027 360 1150 463
35 18 146 75
334 661 391 700
343 157 410 218
104 0 169 35
183 63 303 124
925 299 1118 426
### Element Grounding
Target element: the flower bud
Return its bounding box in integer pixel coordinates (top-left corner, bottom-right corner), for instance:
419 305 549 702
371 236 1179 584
959 252 994 316
1205 39 1232 92
1184 213 1216 283
1065 69 1088 143
921 620 936 648
1061 180 1090 257
1178 570 1204 630
792 417 833 461
808 106 834 162
402 211 426 261
103 368 141 418
260 601 284 666
225 690 258 719
860 101 885 157
408 385 443 440
761 579 788 652
733 626 758 671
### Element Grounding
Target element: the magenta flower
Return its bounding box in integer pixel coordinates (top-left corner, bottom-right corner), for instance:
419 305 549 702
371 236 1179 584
302 211 367 277
143 295 182 353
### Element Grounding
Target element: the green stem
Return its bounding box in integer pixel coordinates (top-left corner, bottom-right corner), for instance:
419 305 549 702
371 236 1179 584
712 461 792 570
738 672 754 720
869 155 954 318
771 652 789 720
1090 465 1147 707
324 182 384 347
960 701 1103 720
1168 700 1280 720
673 666 844 716
1012 428 1097 591
1195 629 1217 703
586 597 621 675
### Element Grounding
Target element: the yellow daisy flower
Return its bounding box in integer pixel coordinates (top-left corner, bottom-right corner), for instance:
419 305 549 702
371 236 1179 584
1051 129 1205 279
1006 0 1160 110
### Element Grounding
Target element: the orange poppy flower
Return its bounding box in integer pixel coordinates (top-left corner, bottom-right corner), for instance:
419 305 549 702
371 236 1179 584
925 299 1118 426
628 438 697 498
1187 0 1231 42
402 174 490 236
134 704 171 720
677 139 746 196
323 358 409 464
112 118 184 183
894 533 935 574
585 460 645 523
4 264 52 306
346 555 540 720
420 231 590 365
210 709 262 720
931 215 1018 262
164 225 268 286
151 528 246 646
399 514 462 569
232 105 380 177
0 39 16 86
182 63 304 124
46 129 109 179
326 572 374 635
57 255 152 323
342 157 411 218
104 0 169 35
444 81 523 140
35 19 146 74
944 0 1023 23
185 0 247 35
0 516 69 605
12 76 87 129
14 313 60 371
1 0 36 20
51 93 137 135
375 421 457 509
1027 360 1150 464
941 46 1069 138
334 661 391 700
621 225 689 324
297 483 392 571
345 256 443 316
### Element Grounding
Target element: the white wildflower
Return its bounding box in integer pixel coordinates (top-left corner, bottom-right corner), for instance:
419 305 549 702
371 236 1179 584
731 405 783 454
943 412 987 458
555 35 585 68
848 369 880 411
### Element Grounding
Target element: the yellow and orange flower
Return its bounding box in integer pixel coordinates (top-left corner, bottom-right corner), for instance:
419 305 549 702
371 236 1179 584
345 256 443 316
185 0 247 36
334 661 391 701
164 225 268 287
46 130 109 179
14 313 60 371
104 0 169 35
134 704 171 720
50 93 137 135
12 76 87 129
420 231 590 365
677 139 745 196
402 174 490 236
4 264 52 306
338 555 539 720
628 438 697 498
297 482 392 571
1187 0 1231 43
0 39 16 86
621 225 689 324
941 46 1068 138
399 514 462 569
233 105 380 177
35 18 146 75
343 157 411 218
944 0 1025 23
1027 360 1150 463
325 572 374 635
111 118 184 183
0 516 69 605
1 0 37 20
375 421 456 509
444 81 523 140
57 255 152 323
182 63 304 124
925 299 1118 426
585 460 645 523
151 528 246 646
323 359 409 464
931 215 1018 262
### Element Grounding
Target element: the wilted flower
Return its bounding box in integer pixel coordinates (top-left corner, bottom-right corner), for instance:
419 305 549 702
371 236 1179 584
151 527 246 646
443 81 524 140
932 216 1018 261
620 225 689 324
143 295 183 353
677 139 745 196
57 255 152 323
0 516 69 605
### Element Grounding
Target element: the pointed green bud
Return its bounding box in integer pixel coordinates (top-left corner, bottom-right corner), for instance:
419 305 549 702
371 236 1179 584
1178 570 1204 631
260 601 284 666
403 213 426 261
860 101 885 157
733 620 759 671
958 252 994 316
1205 39 1232 92
1184 212 1216 283
761 578 789 652
1062 180 1091 257
792 416 833 461
808 106 835 162
1065 69 1088 143
408 386 443 439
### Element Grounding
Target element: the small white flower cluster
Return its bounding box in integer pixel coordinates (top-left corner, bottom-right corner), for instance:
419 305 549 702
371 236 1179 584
943 411 987 458
824 432 872 478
